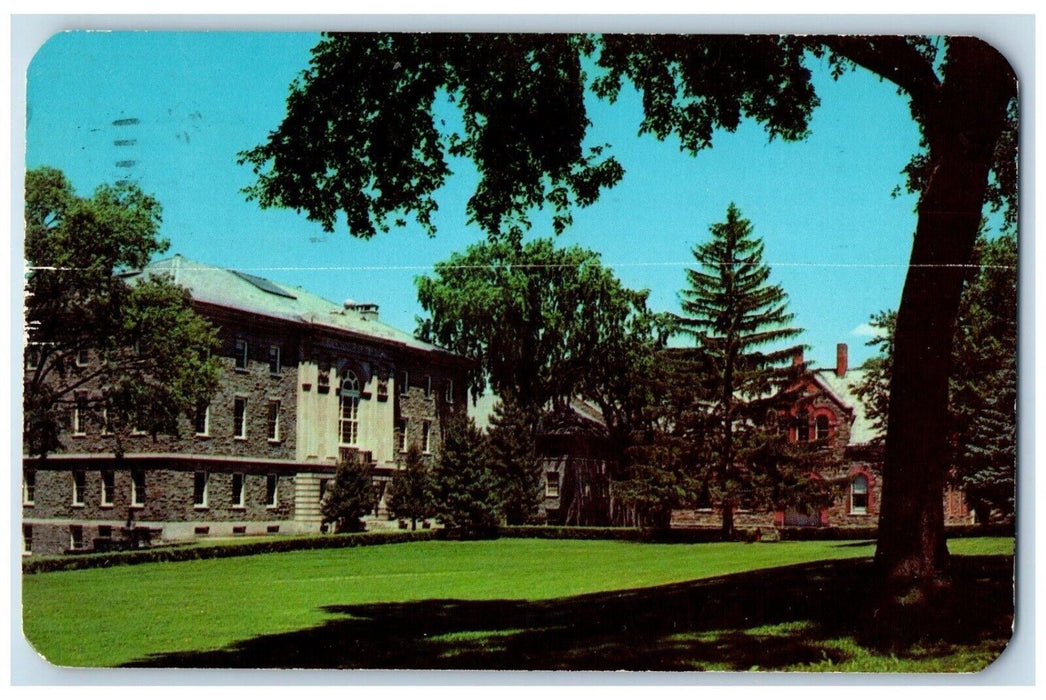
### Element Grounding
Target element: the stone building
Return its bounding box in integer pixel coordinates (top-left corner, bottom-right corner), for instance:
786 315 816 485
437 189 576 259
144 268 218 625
22 255 471 556
672 343 973 530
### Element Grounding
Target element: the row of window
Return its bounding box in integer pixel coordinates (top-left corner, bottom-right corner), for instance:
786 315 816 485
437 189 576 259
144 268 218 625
394 418 432 454
22 470 282 510
193 472 280 509
22 469 147 508
234 339 283 375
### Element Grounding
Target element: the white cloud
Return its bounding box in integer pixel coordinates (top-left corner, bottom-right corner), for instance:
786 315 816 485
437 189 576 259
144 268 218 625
850 323 882 338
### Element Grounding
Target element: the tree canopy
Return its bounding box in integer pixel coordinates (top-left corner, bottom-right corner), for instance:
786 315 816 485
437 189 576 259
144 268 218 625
416 237 665 417
24 167 221 458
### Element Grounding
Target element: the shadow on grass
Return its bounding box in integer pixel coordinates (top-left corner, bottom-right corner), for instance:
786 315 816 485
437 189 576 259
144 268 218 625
125 555 1013 670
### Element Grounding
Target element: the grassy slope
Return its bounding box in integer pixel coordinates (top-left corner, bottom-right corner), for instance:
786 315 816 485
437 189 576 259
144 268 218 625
22 537 1013 669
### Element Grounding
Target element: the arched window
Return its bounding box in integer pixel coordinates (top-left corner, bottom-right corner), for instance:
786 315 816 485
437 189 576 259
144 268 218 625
339 372 360 446
815 415 831 441
851 474 869 514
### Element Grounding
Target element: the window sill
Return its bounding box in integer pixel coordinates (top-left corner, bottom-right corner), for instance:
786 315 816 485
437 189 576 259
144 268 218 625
194 505 209 511
232 505 246 510
266 504 279 510
267 439 283 445
129 504 145 510
100 503 114 509
234 367 249 374
71 503 85 508
71 433 86 439
849 511 870 517
234 436 248 442
23 502 34 508
195 434 211 439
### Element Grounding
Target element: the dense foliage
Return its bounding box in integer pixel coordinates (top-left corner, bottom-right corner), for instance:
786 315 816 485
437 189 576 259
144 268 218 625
430 414 503 536
416 237 665 413
321 458 374 533
487 396 543 525
24 167 221 458
385 445 436 531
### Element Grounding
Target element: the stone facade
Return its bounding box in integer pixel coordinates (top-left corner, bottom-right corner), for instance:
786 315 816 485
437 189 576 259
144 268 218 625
22 256 470 556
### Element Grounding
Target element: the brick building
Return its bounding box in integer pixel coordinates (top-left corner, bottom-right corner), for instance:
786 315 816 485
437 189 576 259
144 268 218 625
22 255 471 556
672 343 973 530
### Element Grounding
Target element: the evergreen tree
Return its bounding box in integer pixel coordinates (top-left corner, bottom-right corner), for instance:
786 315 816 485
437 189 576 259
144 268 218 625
676 204 805 535
487 396 543 525
385 444 435 531
431 414 503 536
321 458 373 533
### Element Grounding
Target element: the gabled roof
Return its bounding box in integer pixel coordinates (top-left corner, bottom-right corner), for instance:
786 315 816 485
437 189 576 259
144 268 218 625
122 255 458 357
811 368 880 446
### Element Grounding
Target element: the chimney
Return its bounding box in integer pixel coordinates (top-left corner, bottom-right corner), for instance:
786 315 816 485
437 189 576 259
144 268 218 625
836 343 848 377
792 347 804 367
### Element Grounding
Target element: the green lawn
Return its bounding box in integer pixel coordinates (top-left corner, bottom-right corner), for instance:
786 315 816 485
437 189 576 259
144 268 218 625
22 537 1014 670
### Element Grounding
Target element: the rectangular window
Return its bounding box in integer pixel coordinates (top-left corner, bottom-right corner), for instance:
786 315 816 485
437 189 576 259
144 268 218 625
98 525 112 539
72 393 87 436
445 379 454 403
194 471 209 508
23 525 32 556
545 470 561 498
396 418 408 452
234 397 247 439
400 370 409 396
101 408 112 435
267 400 281 441
194 403 210 436
76 348 89 367
22 470 35 506
269 345 281 375
131 470 146 507
71 470 86 506
422 420 432 453
101 470 115 506
69 525 84 551
235 338 248 370
232 473 245 508
266 474 279 508
424 375 432 398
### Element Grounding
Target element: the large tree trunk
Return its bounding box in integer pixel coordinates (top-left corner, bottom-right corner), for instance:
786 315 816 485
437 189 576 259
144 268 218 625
870 38 1015 646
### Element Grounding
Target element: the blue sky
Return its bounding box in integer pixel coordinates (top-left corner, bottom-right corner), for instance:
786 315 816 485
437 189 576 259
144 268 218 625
26 31 940 369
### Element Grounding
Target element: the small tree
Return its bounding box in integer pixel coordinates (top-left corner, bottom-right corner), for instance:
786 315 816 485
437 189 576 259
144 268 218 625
431 414 502 536
386 444 435 530
487 395 542 525
321 458 373 533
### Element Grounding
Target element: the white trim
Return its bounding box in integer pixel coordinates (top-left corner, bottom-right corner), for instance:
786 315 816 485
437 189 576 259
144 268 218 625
100 470 115 507
194 470 209 509
231 472 246 509
71 470 86 506
233 396 248 439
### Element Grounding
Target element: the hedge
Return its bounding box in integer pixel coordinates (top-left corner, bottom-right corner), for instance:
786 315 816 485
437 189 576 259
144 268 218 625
22 529 442 575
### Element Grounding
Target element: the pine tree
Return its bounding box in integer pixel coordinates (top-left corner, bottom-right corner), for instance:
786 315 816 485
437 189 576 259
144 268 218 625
676 203 805 535
386 444 435 531
487 396 543 525
321 458 373 533
431 414 503 536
